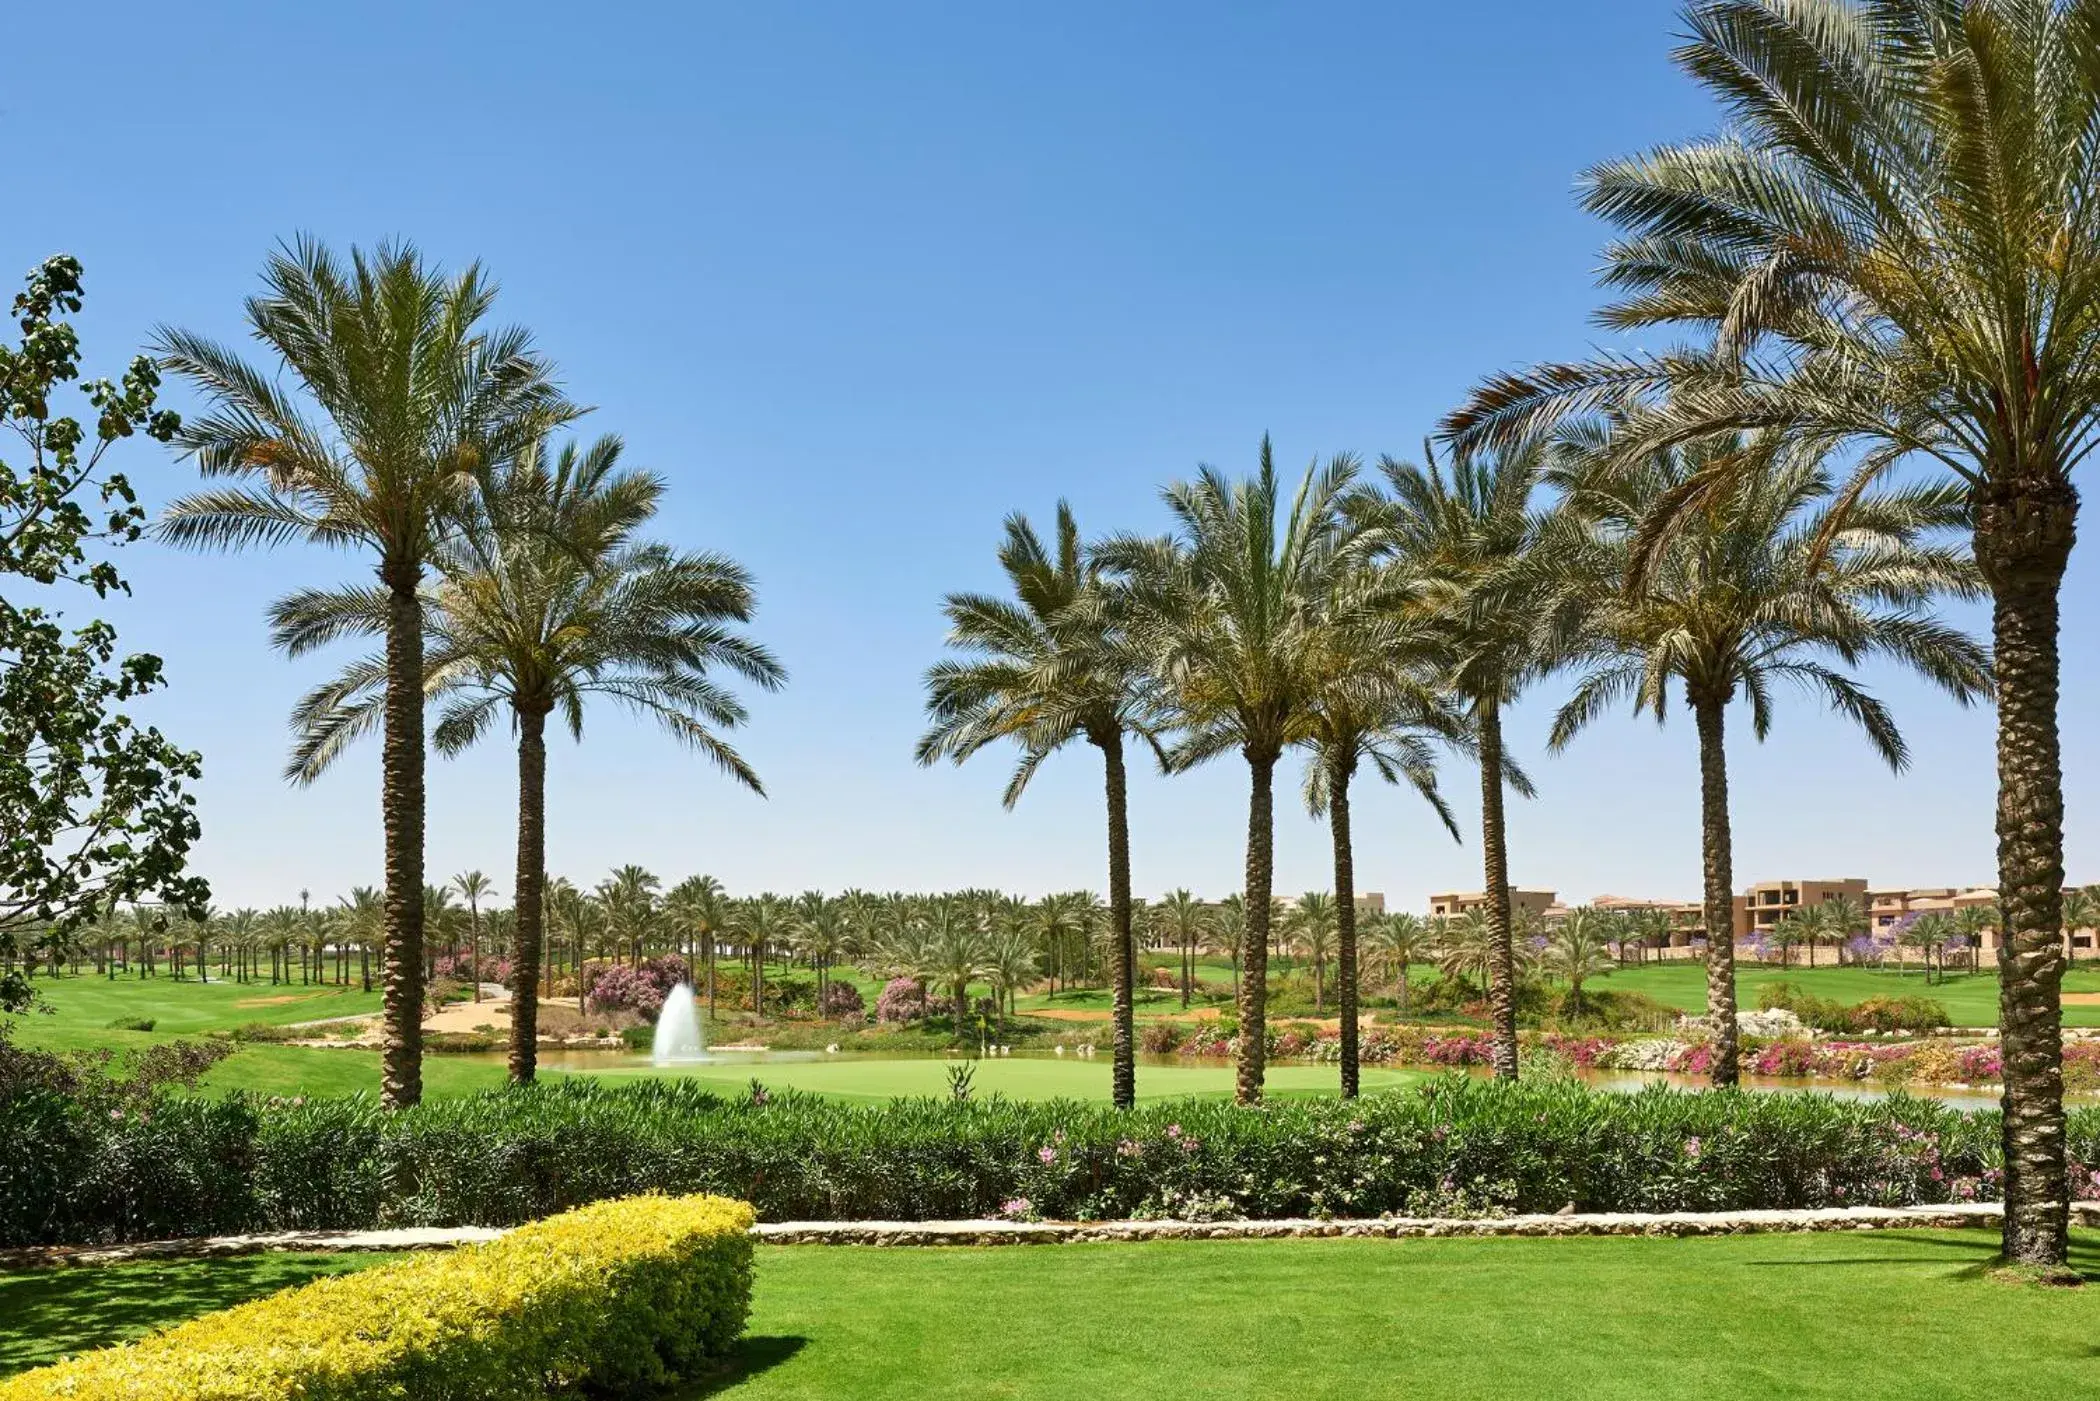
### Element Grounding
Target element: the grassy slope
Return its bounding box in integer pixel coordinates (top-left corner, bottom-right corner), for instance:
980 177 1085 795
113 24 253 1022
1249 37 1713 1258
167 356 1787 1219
12 975 383 1035
9 1235 2093 1396
1598 961 2100 1028
705 1233 2100 1400
0 1253 399 1375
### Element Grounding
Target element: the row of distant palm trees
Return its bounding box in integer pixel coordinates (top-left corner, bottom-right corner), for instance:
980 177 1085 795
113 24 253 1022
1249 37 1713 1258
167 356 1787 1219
152 240 784 1094
45 872 1623 1029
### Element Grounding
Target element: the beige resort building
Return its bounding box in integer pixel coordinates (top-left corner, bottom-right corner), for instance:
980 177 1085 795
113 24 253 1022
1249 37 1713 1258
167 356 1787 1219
1425 878 2094 958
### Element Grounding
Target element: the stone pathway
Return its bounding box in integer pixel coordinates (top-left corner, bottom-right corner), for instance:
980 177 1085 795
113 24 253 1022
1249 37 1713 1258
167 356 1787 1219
12 1203 2099 1267
0 1226 504 1271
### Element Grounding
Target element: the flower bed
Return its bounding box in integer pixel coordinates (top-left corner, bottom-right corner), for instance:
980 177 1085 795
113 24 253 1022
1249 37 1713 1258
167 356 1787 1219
0 1193 754 1400
1141 1018 2100 1093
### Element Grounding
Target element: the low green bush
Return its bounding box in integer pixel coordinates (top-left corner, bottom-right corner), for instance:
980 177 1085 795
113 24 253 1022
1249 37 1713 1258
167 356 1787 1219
9 1067 2096 1242
1757 982 1949 1033
228 1021 306 1043
0 1193 754 1400
103 1016 155 1032
425 1030 504 1053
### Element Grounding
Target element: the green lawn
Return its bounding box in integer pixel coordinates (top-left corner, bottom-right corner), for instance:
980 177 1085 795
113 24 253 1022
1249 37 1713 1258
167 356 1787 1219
703 1233 2100 1399
10 974 383 1038
1599 961 2100 1028
0 1252 398 1375
7 1234 2098 1396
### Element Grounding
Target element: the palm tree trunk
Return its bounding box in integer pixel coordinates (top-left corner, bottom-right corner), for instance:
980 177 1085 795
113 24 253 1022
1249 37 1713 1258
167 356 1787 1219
1330 753 1362 1098
1976 481 2076 1270
1477 698 1518 1081
379 568 426 1109
1693 694 1740 1088
1098 730 1138 1111
509 705 548 1084
1237 748 1277 1105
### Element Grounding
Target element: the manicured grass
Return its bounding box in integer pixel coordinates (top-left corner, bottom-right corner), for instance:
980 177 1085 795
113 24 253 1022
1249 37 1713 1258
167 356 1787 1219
575 1056 1428 1102
193 1045 515 1099
10 974 383 1036
1598 961 2100 1028
10 1233 2095 1394
691 1232 2100 1399
0 1253 398 1375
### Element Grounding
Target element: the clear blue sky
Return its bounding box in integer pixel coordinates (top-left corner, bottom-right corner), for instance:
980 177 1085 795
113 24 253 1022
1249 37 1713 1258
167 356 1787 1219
9 1 2091 912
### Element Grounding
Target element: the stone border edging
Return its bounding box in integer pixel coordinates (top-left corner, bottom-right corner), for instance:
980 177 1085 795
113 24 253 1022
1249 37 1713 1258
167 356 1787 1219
755 1203 2046 1245
11 1202 2097 1268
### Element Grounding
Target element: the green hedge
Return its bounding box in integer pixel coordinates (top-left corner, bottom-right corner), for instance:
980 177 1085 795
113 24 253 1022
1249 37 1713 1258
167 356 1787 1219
0 1193 755 1400
6 1075 2092 1243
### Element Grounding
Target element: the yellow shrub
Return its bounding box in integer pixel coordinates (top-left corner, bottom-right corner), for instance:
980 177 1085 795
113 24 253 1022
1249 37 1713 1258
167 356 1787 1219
0 1193 755 1400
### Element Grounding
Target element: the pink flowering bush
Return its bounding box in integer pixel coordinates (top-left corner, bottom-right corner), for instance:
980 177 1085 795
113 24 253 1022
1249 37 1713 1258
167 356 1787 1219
819 982 865 1018
874 978 928 1024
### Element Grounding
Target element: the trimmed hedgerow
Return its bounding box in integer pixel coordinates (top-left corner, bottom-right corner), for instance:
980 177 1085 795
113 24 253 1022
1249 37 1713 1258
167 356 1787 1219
0 1193 755 1401
10 1073 2100 1243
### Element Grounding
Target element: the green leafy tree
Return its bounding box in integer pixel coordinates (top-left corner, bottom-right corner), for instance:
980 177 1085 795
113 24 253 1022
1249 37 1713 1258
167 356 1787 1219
1443 0 2100 1271
1546 432 1988 1083
0 256 207 1008
155 240 569 1108
918 504 1153 1108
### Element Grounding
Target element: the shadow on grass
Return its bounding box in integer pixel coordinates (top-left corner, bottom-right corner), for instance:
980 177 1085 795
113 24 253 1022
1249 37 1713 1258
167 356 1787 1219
0 1254 382 1376
1741 1228 2100 1282
674 1336 808 1396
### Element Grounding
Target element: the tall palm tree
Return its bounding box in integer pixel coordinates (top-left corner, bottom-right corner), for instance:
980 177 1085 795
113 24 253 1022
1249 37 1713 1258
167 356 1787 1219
793 897 851 1011
667 875 729 1014
1156 889 1210 1008
155 240 570 1108
1442 0 2100 1272
919 899 995 1037
1546 432 1988 1084
2060 887 2099 965
1432 910 1495 996
1101 441 1370 1103
1821 894 1868 967
276 434 782 1082
1541 907 1620 1017
1296 563 1466 1095
1365 910 1430 1011
1212 895 1247 1005
451 871 493 1003
917 503 1153 1108
1285 893 1339 1013
1367 443 1552 1079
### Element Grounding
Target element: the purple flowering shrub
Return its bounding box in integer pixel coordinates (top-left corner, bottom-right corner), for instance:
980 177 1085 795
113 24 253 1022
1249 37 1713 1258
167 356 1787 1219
875 977 928 1024
582 955 692 1019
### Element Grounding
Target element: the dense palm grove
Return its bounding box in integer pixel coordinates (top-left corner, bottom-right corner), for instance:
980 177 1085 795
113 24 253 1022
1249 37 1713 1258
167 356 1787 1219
4 0 2096 1276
